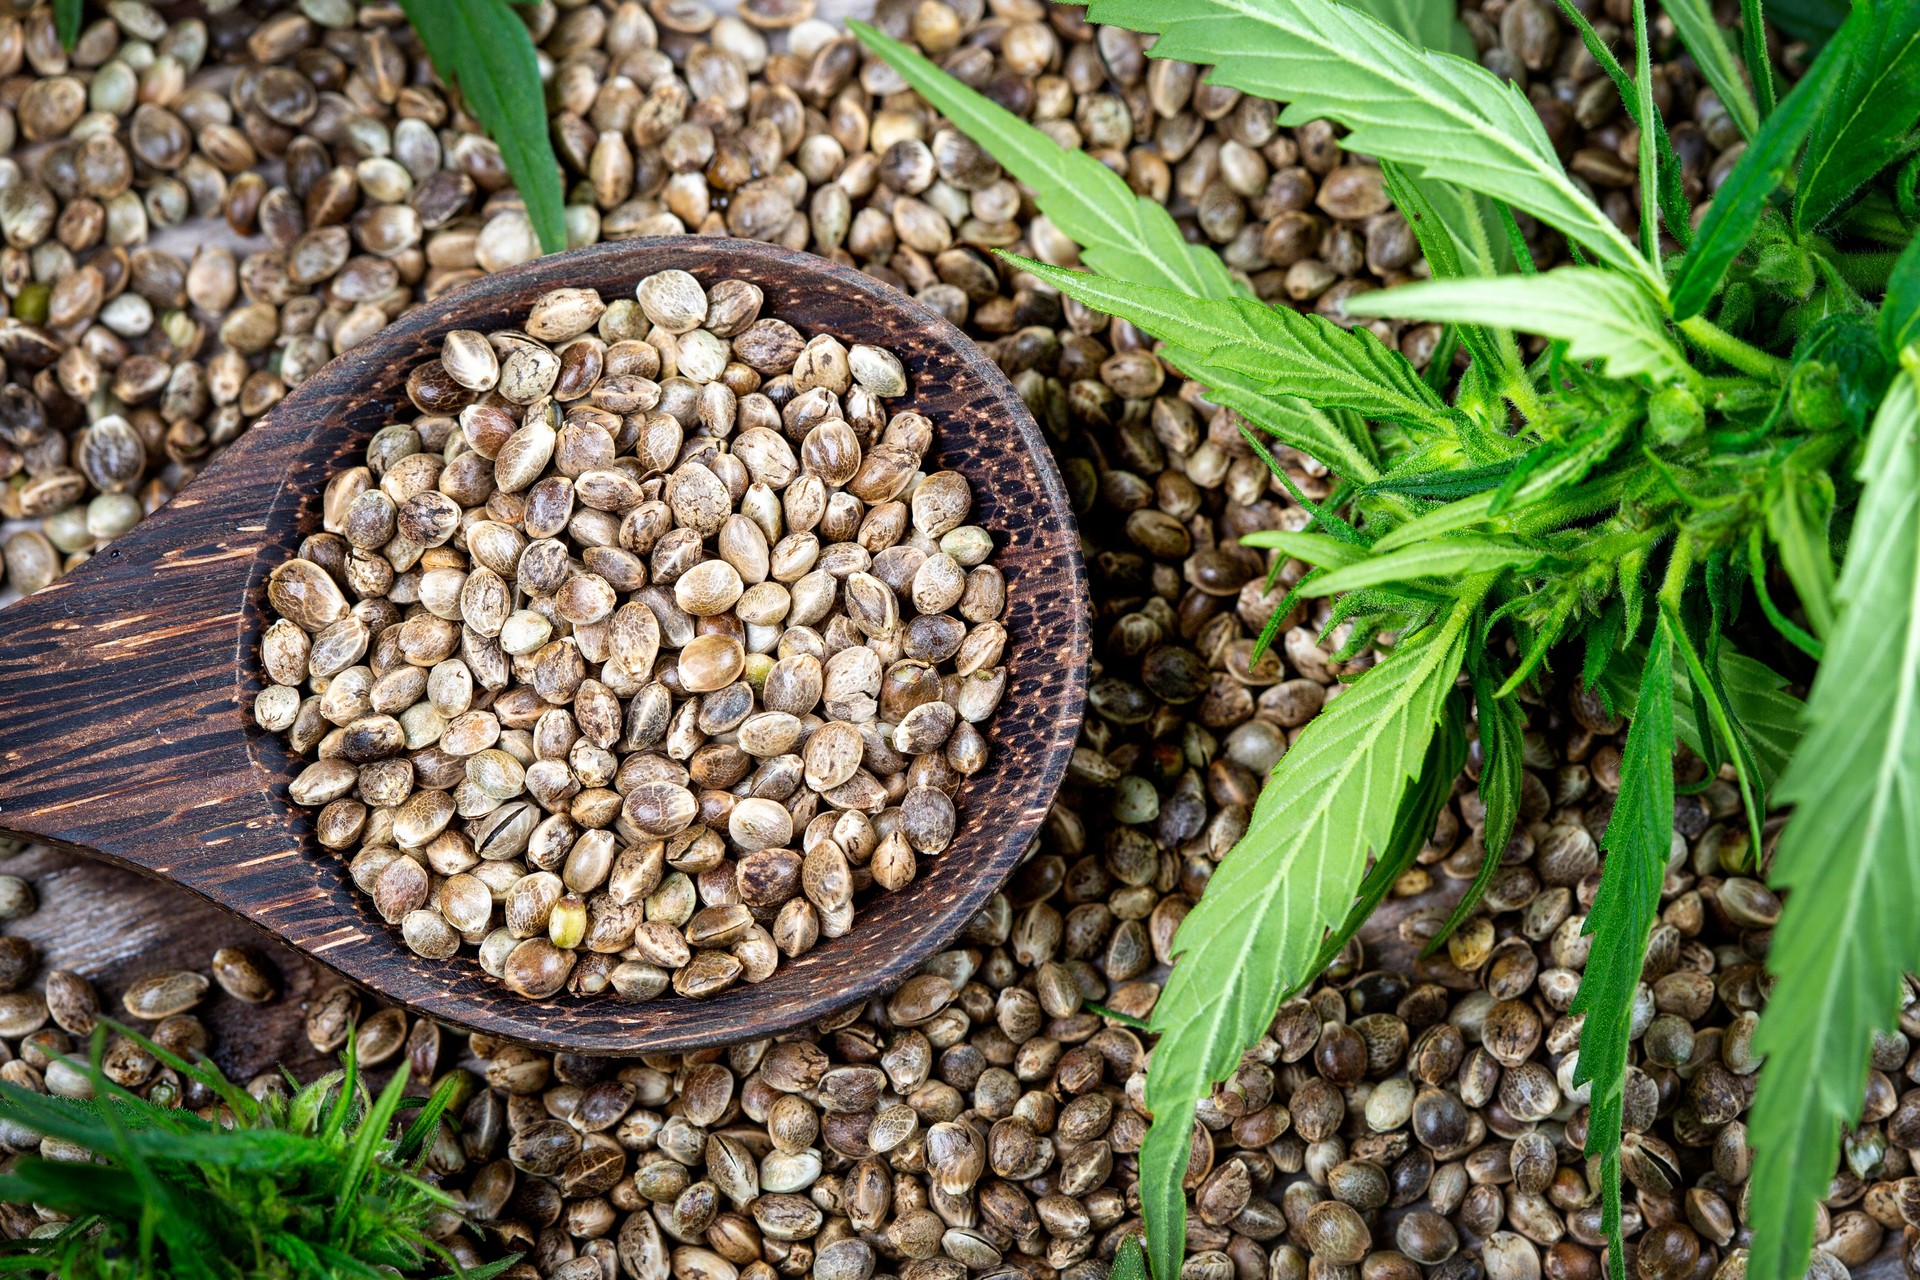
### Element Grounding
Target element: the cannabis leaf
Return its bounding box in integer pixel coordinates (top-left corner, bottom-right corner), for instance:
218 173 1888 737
1380 162 1531 403
1140 598 1475 1280
1425 648 1527 950
1794 0 1920 232
1163 353 1383 483
1571 622 1675 1280
1004 256 1458 434
1345 269 1689 382
1324 691 1472 967
1670 6 1868 317
1660 0 1761 139
1601 641 1804 791
1085 1001 1153 1031
398 0 566 256
1883 235 1920 358
1111 1234 1150 1280
1344 0 1476 55
1371 412 1637 552
849 18 1400 494
1666 603 1766 851
850 22 1241 303
1628 0 1660 261
851 21 1404 490
1545 0 1693 250
1671 652 1805 788
1765 459 1840 639
1746 364 1920 1280
0 1023 511 1280
1299 536 1545 595
1241 529 1371 568
1082 0 1654 285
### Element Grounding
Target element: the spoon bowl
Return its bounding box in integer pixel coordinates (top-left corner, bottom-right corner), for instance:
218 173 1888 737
0 237 1089 1054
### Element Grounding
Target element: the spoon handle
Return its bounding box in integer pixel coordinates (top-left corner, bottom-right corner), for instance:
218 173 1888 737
0 414 304 882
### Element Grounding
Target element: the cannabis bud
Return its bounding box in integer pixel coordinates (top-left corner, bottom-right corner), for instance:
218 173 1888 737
1789 362 1845 432
1715 282 1756 336
1648 385 1704 446
1753 242 1817 300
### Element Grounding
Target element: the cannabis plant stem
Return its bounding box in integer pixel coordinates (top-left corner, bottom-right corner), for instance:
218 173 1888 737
1677 316 1791 378
1503 364 1548 421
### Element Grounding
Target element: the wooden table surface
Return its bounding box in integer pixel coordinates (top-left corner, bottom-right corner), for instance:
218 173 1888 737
8 845 341 1082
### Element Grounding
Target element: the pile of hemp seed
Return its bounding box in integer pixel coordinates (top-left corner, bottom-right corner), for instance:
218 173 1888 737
0 5 1896 1280
262 275 1010 1001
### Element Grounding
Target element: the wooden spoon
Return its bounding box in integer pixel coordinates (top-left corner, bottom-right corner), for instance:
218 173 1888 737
0 238 1089 1054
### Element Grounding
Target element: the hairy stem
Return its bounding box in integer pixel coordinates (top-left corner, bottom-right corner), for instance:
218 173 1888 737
1503 366 1547 423
1658 529 1697 616
1678 316 1791 380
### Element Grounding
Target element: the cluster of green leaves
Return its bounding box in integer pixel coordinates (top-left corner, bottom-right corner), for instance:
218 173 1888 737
856 3 1920 1280
52 0 566 256
0 1022 507 1280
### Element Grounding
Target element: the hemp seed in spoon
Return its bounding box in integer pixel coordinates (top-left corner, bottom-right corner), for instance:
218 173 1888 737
257 270 1008 1001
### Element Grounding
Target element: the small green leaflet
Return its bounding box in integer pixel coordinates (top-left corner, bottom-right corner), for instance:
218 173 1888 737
1572 622 1676 1280
1765 459 1839 638
1111 1234 1149 1280
1667 598 1767 852
1669 6 1868 317
1139 598 1474 1280
54 0 80 49
1298 535 1544 596
1747 364 1920 1280
1670 652 1803 789
1161 349 1382 483
1345 269 1687 383
1882 235 1920 358
1739 0 1778 117
1547 0 1694 248
1083 1001 1152 1031
1005 255 1455 432
1411 168 1514 276
1599 642 1804 788
1362 458 1517 501
1378 161 1525 397
1659 0 1761 140
1240 529 1371 569
1794 0 1920 232
1629 0 1659 263
397 0 566 255
1424 650 1527 951
1750 528 1825 661
850 22 1242 304
1082 0 1655 287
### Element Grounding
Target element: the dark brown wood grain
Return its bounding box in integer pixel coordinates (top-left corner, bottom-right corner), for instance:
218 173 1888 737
0 237 1091 1055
